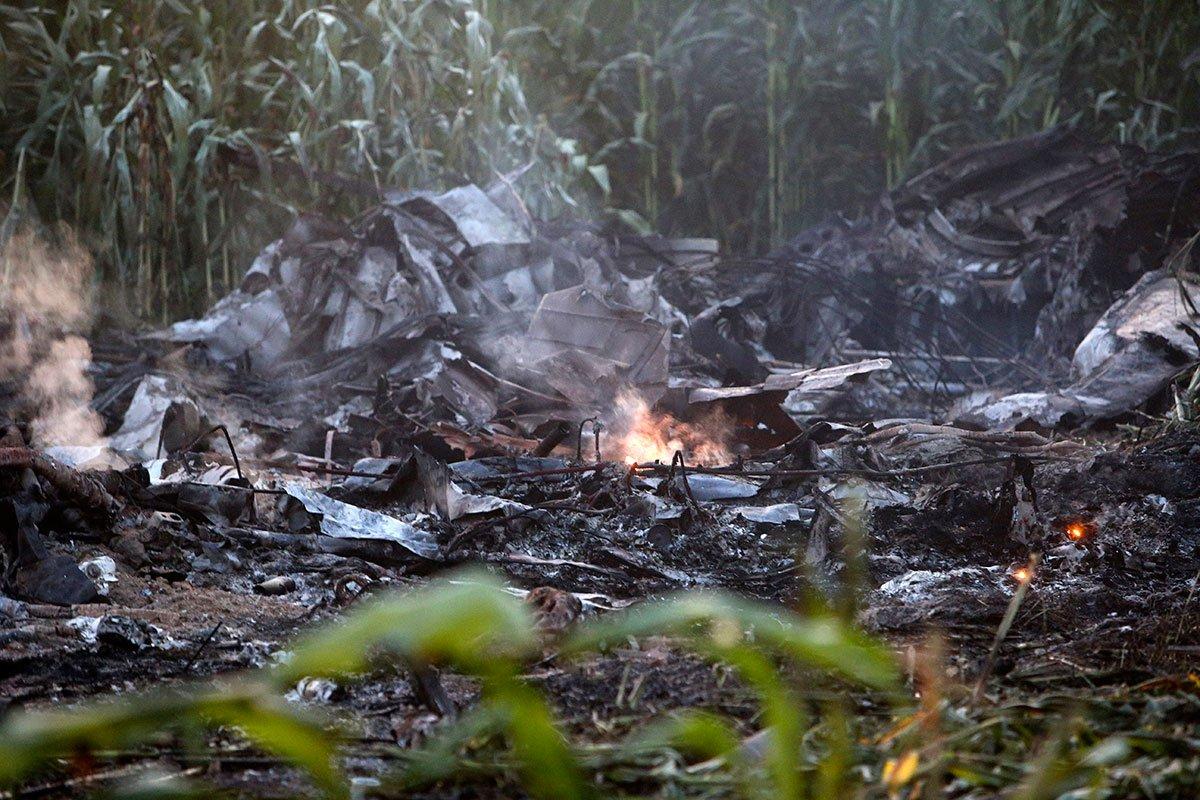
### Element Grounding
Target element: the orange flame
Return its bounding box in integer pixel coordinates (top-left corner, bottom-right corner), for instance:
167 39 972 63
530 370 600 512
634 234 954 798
606 389 732 466
1066 522 1086 541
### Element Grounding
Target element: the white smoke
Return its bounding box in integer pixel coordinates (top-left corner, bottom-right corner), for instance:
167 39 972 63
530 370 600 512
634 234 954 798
0 227 107 450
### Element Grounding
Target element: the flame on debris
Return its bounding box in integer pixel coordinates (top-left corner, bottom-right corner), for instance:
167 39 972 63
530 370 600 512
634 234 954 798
1066 521 1087 541
607 389 732 466
1011 565 1034 585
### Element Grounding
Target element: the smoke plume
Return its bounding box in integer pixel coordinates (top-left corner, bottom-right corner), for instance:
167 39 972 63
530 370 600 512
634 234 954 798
0 227 106 449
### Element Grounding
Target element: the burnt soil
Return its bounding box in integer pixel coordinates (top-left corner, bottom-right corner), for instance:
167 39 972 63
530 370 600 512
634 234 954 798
6 428 1200 797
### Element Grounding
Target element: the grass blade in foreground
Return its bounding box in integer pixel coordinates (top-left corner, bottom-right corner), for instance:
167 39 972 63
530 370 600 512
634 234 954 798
561 591 899 690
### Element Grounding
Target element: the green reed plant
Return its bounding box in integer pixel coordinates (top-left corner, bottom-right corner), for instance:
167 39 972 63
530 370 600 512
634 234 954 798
496 0 1200 250
4 0 1199 315
0 0 603 319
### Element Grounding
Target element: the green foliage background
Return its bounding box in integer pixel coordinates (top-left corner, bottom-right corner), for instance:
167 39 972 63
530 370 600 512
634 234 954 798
2 0 1198 317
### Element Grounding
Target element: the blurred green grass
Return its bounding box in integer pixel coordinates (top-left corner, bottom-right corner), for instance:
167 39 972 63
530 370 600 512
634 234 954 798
0 571 899 798
4 571 1200 798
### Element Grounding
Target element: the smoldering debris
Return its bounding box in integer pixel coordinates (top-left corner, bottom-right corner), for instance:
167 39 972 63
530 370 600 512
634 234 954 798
729 126 1200 424
4 129 1200 788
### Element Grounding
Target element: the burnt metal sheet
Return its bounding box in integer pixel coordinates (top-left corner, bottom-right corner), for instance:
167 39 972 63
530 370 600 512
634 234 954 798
688 358 891 403
527 285 670 403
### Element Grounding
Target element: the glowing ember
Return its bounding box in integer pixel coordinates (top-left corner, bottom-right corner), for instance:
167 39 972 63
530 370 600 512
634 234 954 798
606 389 732 466
1011 565 1034 585
1066 522 1087 541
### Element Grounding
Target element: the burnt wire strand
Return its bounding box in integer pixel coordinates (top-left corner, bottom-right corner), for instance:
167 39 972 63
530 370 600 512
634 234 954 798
161 423 258 521
577 417 603 463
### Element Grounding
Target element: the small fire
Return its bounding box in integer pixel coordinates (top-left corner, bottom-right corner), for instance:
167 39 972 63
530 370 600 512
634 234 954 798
606 389 732 466
1066 522 1087 542
1011 565 1034 585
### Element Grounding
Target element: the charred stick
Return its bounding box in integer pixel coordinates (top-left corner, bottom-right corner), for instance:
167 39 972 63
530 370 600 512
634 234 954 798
303 454 1056 489
530 501 608 515
632 454 1072 479
36 453 117 521
0 447 31 468
533 421 573 457
293 463 395 479
0 447 118 521
471 463 610 484
180 620 224 675
280 452 1073 492
177 481 286 496
808 348 1013 366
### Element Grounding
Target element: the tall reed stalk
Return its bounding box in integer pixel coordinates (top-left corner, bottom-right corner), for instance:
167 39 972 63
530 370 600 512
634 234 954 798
0 0 599 317
4 0 1199 313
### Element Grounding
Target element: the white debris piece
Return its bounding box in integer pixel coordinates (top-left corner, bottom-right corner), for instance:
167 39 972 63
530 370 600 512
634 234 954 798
283 484 440 560
732 503 806 524
79 556 118 596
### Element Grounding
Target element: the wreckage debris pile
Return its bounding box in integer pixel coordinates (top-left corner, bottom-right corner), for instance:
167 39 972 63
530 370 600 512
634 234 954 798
744 127 1200 426
5 128 1200 719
